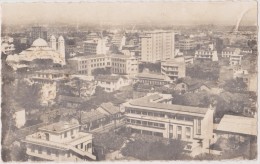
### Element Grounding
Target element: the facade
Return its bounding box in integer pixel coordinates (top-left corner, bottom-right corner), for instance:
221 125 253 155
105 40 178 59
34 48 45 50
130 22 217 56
121 93 215 154
194 49 218 61
161 56 186 81
222 48 243 66
83 38 109 55
140 31 175 62
111 54 139 75
23 121 96 161
67 54 138 76
111 35 126 50
176 39 196 51
95 75 130 92
134 73 173 86
67 54 111 75
6 37 66 70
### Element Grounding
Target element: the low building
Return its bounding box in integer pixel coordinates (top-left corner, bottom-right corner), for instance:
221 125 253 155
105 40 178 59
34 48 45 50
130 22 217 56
215 115 257 141
161 57 186 81
134 73 173 86
23 121 96 161
121 93 215 155
221 47 243 66
95 75 130 92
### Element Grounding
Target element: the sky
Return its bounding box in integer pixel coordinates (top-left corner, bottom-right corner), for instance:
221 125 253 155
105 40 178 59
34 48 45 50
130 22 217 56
1 1 258 26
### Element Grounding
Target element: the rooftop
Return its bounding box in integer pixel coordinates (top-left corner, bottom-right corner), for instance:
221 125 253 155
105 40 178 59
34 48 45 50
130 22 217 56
135 73 170 81
81 110 107 123
216 115 257 136
129 94 209 115
95 75 127 82
38 121 80 133
100 102 120 115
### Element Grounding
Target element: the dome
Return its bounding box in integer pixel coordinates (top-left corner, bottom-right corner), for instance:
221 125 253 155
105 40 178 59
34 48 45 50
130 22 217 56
32 38 48 47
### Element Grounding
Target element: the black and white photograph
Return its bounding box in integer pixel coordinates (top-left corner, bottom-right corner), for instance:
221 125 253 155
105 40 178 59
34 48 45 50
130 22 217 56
0 1 258 162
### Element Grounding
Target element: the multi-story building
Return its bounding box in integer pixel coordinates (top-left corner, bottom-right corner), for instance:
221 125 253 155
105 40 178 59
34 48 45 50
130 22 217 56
140 31 175 62
23 121 96 161
111 34 126 50
161 56 186 81
176 39 196 51
121 93 215 155
83 38 109 55
222 47 243 66
194 48 218 61
67 54 111 75
67 54 138 76
111 54 139 75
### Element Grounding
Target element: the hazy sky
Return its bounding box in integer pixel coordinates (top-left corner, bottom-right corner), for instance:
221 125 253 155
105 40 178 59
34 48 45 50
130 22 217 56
1 1 258 26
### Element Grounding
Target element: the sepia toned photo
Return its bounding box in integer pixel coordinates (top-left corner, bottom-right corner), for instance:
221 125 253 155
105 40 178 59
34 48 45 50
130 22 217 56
0 1 258 162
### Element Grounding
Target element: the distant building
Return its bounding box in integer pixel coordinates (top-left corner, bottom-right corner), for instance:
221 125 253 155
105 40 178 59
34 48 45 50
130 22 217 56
67 54 111 75
6 37 66 70
111 54 139 75
194 48 218 61
140 31 175 62
161 56 186 81
83 38 109 55
221 47 242 65
176 39 196 51
95 75 130 92
121 93 215 155
23 121 96 161
1 36 15 55
111 34 126 50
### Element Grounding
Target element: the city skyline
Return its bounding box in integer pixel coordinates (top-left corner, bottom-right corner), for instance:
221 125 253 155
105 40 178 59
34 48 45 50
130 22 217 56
1 1 257 26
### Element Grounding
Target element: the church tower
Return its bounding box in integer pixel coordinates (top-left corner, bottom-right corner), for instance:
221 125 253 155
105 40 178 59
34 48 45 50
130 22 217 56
50 35 57 51
58 36 65 65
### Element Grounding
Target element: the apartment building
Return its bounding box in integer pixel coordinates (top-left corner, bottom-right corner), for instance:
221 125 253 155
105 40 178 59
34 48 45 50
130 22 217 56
67 54 111 75
23 121 96 161
194 48 218 61
121 93 214 154
161 56 186 81
140 31 175 62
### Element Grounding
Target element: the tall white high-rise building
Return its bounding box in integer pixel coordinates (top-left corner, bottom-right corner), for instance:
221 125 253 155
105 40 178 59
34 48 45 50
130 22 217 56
140 31 175 62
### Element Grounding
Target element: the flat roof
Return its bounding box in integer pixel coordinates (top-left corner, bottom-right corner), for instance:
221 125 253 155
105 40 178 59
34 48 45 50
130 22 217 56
216 115 257 136
129 94 208 115
39 121 79 133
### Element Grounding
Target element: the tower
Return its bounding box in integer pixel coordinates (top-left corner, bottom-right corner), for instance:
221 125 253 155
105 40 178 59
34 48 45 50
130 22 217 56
50 35 57 50
58 36 65 65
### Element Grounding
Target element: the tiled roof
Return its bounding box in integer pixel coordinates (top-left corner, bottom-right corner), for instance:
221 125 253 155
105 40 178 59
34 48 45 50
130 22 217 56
81 110 107 123
95 75 127 82
100 102 120 115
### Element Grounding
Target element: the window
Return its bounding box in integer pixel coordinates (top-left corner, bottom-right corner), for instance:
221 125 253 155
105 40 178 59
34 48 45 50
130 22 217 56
64 132 67 138
177 126 182 131
31 146 35 152
68 152 70 157
47 149 51 155
177 134 182 139
136 120 141 125
71 130 74 136
159 124 165 128
154 123 159 127
142 121 148 126
142 112 147 115
197 120 201 134
126 119 130 123
186 127 191 133
81 143 83 149
148 122 153 126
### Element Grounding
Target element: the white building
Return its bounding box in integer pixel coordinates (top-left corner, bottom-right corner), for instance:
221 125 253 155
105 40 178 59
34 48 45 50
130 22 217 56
6 37 66 70
161 56 186 81
195 48 218 61
95 75 130 92
83 38 109 55
111 54 139 75
222 47 243 65
23 121 96 161
13 108 26 128
121 93 215 156
140 31 175 62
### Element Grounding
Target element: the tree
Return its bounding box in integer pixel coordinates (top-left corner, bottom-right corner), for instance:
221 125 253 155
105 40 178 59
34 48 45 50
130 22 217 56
223 79 247 93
